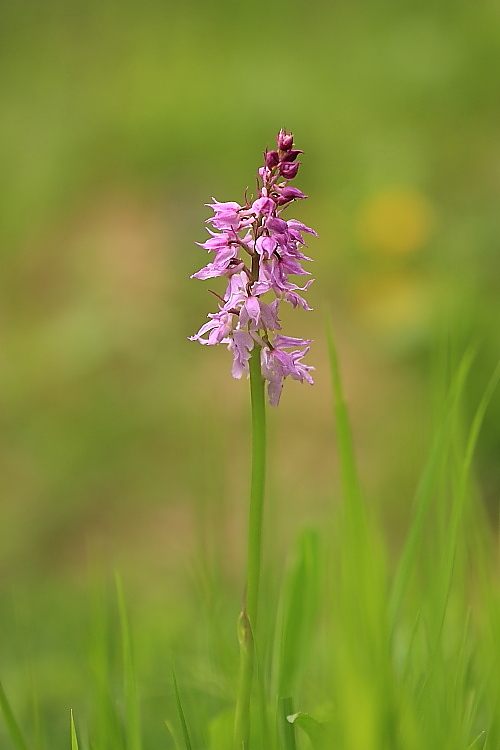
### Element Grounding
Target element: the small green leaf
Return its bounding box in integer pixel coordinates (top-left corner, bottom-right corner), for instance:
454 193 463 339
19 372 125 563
287 711 327 745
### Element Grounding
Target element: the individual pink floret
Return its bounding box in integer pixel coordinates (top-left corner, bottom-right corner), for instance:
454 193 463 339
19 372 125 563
261 337 314 407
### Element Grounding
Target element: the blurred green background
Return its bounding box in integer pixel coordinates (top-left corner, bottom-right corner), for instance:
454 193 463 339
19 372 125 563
0 0 499 740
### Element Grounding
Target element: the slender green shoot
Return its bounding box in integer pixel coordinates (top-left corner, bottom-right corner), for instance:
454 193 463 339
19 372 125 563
0 679 30 750
433 360 500 640
234 346 267 750
172 664 193 750
165 719 184 750
87 579 125 749
0 679 29 750
388 348 475 627
116 574 142 750
279 696 296 750
325 314 364 526
274 528 321 699
70 710 79 750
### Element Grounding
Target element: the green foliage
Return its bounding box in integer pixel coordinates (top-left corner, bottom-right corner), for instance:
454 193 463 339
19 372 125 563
116 575 142 750
0 330 498 750
274 529 322 700
172 667 193 750
286 712 327 747
0 680 29 750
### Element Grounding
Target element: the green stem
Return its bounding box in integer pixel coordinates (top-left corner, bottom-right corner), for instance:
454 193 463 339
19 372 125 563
234 346 267 750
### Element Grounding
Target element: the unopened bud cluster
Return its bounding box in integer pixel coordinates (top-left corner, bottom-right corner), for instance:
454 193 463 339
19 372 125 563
190 129 316 406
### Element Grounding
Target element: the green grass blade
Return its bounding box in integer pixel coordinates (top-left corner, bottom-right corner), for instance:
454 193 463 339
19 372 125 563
325 315 364 527
172 664 193 750
279 697 296 750
468 730 487 749
434 360 500 637
0 679 30 750
115 574 142 750
87 578 126 750
460 361 500 489
207 710 234 750
388 348 475 627
70 710 79 750
326 314 394 747
275 528 321 698
165 720 183 750
253 641 272 750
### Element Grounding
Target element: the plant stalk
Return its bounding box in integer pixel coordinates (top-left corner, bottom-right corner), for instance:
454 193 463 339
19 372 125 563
234 346 267 750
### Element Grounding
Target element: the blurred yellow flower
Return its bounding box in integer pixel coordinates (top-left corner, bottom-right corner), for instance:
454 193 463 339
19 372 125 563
357 189 434 256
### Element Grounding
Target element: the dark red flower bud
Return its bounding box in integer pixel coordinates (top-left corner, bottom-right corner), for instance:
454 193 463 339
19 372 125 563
279 161 300 179
281 149 303 163
276 186 308 205
265 149 280 168
277 129 294 151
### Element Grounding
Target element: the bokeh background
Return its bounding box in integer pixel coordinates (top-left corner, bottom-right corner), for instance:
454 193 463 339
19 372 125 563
1 0 499 742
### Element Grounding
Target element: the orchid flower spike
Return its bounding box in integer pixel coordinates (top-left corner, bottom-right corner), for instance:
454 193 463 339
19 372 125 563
190 130 317 406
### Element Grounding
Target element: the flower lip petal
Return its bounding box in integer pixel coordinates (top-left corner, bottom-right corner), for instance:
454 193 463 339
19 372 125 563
266 216 288 234
252 196 275 216
255 235 278 258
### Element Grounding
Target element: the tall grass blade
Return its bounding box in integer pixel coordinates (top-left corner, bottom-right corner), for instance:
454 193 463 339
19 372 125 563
253 644 271 750
207 710 234 750
468 730 487 749
325 315 364 528
326 315 394 749
165 720 183 750
0 679 30 750
434 361 500 638
172 665 193 750
115 574 142 750
388 348 475 627
279 697 296 750
275 528 321 698
88 578 125 750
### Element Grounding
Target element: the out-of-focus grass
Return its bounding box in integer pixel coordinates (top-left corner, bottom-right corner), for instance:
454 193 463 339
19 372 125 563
1 0 498 577
1 329 498 749
0 0 499 747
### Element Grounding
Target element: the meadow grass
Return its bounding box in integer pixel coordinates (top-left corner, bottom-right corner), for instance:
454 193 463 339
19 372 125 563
0 329 498 750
